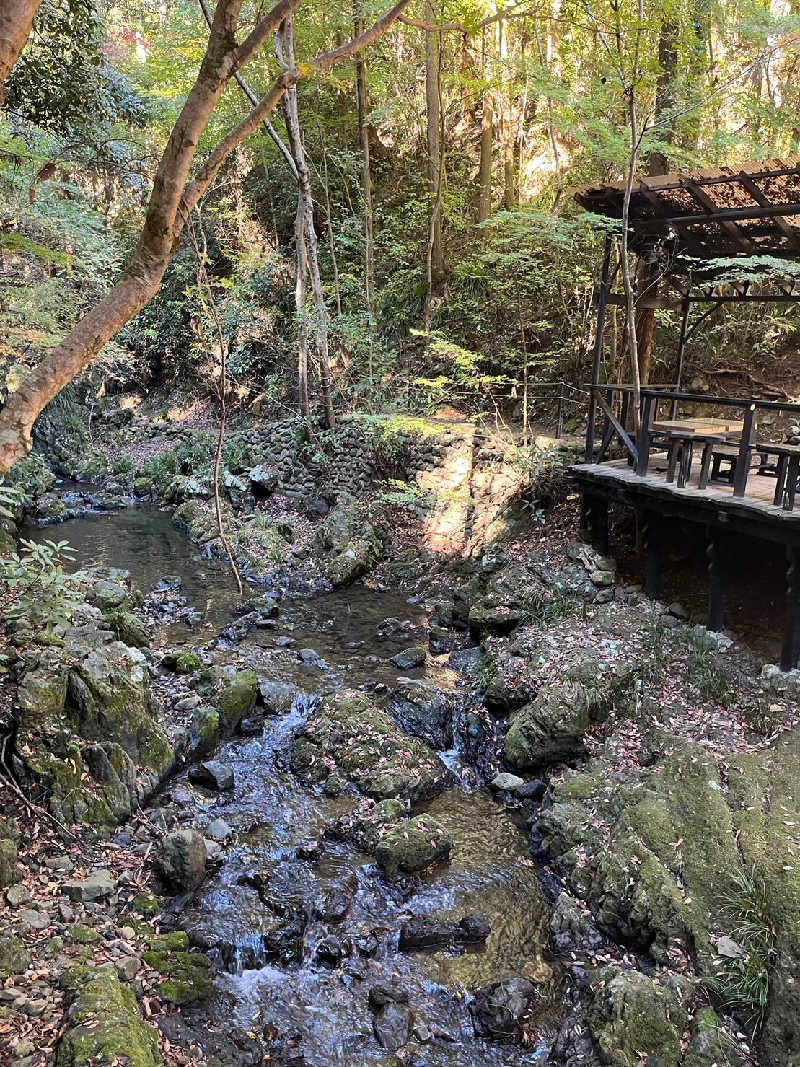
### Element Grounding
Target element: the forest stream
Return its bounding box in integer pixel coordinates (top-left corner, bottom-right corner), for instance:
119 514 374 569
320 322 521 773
26 507 562 1065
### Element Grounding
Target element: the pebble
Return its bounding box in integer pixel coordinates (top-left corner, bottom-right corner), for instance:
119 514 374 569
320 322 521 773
205 818 233 841
116 955 142 982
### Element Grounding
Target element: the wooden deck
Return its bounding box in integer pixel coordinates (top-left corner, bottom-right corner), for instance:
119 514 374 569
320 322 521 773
574 455 800 543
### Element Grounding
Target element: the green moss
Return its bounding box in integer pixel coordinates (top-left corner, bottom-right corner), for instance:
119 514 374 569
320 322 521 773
190 705 219 757
103 610 150 649
132 893 160 917
217 669 258 730
0 839 18 889
142 942 212 1006
56 965 162 1067
0 934 29 978
70 923 100 944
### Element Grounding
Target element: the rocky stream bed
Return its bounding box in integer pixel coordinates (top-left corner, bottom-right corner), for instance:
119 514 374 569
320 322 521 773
2 428 800 1067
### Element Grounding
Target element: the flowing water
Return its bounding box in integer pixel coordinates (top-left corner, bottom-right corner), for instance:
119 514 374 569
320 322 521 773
30 506 561 1064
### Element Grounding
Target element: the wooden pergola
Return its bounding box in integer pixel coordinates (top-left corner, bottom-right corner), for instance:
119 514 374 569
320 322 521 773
575 157 800 457
572 158 800 669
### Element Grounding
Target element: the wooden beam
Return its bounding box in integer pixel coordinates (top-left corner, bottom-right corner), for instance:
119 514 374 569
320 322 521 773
683 178 754 253
737 171 800 253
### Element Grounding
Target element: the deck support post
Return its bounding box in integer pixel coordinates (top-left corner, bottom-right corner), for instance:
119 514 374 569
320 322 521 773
643 510 663 600
585 238 613 463
733 404 756 497
781 544 800 671
706 526 726 632
581 493 609 554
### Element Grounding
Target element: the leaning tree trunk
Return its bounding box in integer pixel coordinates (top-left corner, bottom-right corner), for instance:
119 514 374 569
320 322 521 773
424 0 444 288
0 0 411 471
0 0 43 106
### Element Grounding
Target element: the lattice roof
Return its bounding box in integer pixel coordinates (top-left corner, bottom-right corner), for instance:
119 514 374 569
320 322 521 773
574 158 800 261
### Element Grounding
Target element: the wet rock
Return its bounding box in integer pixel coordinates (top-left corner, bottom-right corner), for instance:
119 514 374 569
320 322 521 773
588 967 692 1067
373 1002 412 1051
490 772 525 793
315 934 345 963
550 892 604 954
469 977 536 1039
516 778 547 801
388 679 452 750
296 840 323 861
216 668 258 731
161 650 202 674
299 647 324 666
155 829 207 891
188 760 234 791
61 869 115 903
398 913 490 950
375 815 452 877
684 1007 745 1067
390 647 427 670
292 691 451 803
258 678 302 715
58 964 162 1066
428 625 470 654
205 818 233 841
369 982 409 1008
238 716 263 736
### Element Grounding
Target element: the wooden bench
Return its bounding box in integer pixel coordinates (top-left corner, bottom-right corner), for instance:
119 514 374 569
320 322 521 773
651 430 729 490
752 442 800 509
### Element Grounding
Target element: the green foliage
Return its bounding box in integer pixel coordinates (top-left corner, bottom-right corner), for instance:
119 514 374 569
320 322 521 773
0 537 77 625
687 640 734 705
707 867 775 1036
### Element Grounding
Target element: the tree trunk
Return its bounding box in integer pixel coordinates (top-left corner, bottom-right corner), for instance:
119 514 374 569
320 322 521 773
280 19 335 429
294 201 311 419
0 0 411 470
424 0 443 289
0 0 43 106
633 15 678 385
478 96 493 222
354 0 375 353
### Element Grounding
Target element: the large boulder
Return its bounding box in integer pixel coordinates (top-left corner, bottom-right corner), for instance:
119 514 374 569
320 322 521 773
57 964 163 1067
588 967 692 1067
313 497 381 587
292 691 451 802
389 679 452 749
155 828 207 891
538 730 800 1062
504 650 638 770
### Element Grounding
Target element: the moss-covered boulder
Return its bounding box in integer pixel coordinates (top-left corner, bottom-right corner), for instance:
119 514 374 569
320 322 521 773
88 579 129 611
505 651 638 770
57 964 162 1067
684 1007 745 1067
161 650 202 674
33 491 68 523
375 815 453 876
217 668 258 730
539 730 800 1062
292 691 451 802
313 497 381 587
588 967 693 1067
329 798 408 853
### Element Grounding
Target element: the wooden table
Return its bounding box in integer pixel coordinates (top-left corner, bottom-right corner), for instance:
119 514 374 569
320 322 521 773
651 417 742 436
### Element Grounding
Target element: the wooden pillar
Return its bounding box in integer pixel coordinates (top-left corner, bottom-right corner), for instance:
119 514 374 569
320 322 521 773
733 404 756 498
670 296 691 419
643 509 663 600
582 493 609 554
781 544 800 671
706 526 726 632
585 238 613 464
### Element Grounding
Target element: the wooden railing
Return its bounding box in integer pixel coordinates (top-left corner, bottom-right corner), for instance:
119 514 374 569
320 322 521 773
585 385 800 501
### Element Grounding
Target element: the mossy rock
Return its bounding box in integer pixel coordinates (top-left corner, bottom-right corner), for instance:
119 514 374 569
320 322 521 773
684 1008 745 1067
57 964 162 1067
132 892 161 917
330 798 407 853
589 966 693 1067
70 923 100 944
142 937 212 1005
161 650 202 674
375 814 453 876
103 610 150 649
216 669 258 730
0 934 29 978
34 492 68 522
0 838 18 888
189 705 219 758
292 691 451 802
